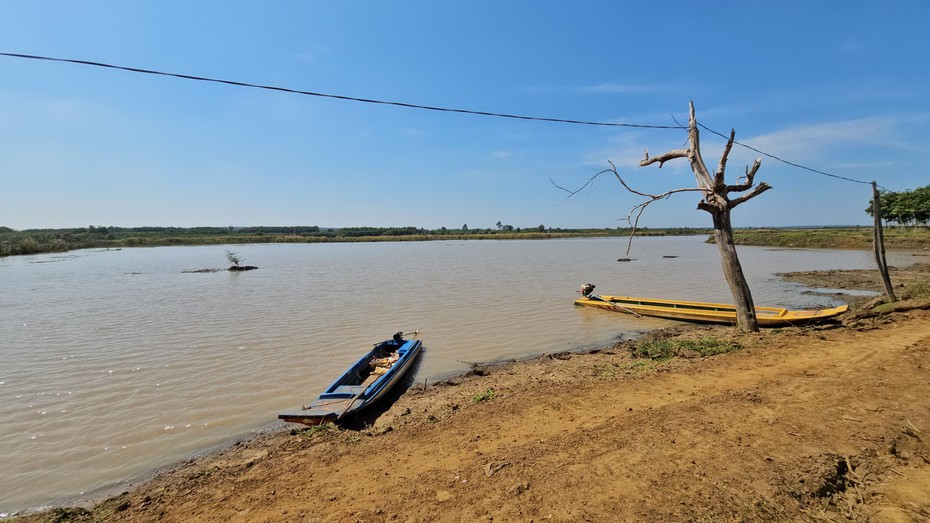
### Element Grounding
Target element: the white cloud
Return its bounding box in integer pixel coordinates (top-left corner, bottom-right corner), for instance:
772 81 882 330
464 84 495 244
523 82 670 95
831 160 896 170
741 116 907 158
580 82 671 94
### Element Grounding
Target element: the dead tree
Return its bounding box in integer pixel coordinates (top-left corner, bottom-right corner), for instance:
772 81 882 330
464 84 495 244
640 102 771 332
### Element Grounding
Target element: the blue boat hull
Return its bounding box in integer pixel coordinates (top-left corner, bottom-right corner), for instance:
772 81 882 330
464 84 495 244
278 337 422 426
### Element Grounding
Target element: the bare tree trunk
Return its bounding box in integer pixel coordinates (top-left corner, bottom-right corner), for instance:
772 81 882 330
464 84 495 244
640 102 770 332
710 208 758 330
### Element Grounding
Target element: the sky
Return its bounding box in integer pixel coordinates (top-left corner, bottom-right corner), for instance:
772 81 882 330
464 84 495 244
2 1 929 230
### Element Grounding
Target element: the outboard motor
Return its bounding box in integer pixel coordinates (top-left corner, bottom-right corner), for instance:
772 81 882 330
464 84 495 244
579 283 595 297
392 331 404 343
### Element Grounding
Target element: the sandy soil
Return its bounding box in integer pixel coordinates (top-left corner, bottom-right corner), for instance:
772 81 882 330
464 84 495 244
17 264 930 522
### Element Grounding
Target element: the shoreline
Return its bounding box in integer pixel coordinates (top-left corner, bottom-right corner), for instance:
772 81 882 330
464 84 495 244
9 262 930 521
4 226 930 259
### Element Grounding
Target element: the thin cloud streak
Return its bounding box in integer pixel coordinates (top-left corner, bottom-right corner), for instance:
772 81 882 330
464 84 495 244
524 81 671 95
580 82 672 94
742 116 912 156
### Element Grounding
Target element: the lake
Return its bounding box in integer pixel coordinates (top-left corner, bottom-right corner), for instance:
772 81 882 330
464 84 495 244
0 236 911 514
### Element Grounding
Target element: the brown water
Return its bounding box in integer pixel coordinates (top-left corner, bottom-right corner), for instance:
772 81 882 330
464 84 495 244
0 237 909 514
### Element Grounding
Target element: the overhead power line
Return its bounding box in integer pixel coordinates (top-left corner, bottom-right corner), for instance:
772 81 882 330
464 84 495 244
0 52 680 130
0 51 884 188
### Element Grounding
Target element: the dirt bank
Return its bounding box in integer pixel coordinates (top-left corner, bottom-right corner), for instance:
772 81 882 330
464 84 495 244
17 267 930 522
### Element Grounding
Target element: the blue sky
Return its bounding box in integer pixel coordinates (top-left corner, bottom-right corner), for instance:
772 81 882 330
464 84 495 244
2 1 929 230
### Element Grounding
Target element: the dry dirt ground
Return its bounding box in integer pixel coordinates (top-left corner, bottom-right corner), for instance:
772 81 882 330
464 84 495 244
17 263 930 523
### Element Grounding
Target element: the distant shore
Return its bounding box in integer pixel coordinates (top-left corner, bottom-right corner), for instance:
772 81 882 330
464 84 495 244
3 225 928 258
730 226 930 250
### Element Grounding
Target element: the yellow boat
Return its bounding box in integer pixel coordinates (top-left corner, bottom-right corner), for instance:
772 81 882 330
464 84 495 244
574 293 848 327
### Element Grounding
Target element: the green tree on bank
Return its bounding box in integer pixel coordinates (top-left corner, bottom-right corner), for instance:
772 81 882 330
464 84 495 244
867 185 930 226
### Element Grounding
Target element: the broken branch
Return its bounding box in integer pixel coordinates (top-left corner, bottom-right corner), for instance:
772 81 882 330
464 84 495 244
727 158 763 192
715 129 736 187
729 182 772 208
640 148 689 168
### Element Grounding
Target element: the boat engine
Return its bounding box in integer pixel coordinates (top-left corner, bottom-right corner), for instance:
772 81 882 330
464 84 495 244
579 283 595 297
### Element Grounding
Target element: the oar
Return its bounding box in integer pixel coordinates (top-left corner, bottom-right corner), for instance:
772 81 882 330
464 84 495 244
587 293 643 318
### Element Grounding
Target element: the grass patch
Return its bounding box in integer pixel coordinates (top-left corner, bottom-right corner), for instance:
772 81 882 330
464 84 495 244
472 389 497 403
594 359 659 379
907 281 930 298
624 359 657 370
633 336 741 360
593 364 618 380
45 507 92 522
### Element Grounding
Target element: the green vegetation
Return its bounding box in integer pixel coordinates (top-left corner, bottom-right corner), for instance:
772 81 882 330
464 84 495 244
724 185 930 249
472 389 497 403
907 281 930 299
632 336 741 361
866 185 930 226
0 225 712 257
726 226 930 250
5 223 929 257
593 363 619 380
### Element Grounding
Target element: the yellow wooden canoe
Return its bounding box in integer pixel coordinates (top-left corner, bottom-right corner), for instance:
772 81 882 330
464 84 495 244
574 294 848 327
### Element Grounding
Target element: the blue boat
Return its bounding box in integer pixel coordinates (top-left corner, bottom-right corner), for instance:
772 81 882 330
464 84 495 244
278 332 423 426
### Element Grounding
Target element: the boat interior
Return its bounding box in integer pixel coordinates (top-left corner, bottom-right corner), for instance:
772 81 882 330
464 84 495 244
319 339 408 399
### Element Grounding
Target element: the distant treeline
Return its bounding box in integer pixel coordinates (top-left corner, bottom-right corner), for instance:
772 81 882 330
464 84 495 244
0 225 712 257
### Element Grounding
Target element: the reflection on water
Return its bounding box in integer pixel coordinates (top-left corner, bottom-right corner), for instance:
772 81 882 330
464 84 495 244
0 237 914 513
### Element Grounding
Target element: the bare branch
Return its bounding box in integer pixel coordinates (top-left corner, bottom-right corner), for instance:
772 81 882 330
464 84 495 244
715 129 736 187
729 182 772 208
590 161 707 254
606 162 705 201
726 158 763 192
619 187 704 254
549 169 613 200
640 148 689 168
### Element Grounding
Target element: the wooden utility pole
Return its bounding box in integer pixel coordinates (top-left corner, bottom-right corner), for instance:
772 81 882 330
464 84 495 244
641 102 771 332
872 181 897 302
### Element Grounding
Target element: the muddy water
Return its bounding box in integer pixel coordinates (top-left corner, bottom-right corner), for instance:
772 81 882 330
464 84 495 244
0 237 913 513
